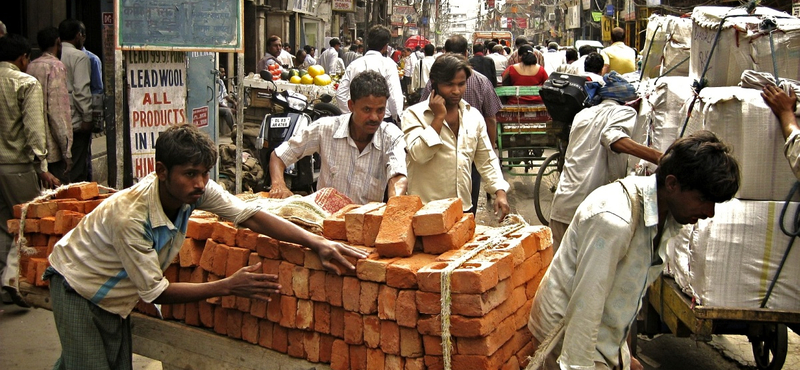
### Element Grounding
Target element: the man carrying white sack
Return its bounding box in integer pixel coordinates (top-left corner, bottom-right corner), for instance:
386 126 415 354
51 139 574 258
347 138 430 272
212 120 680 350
528 131 740 370
762 84 800 179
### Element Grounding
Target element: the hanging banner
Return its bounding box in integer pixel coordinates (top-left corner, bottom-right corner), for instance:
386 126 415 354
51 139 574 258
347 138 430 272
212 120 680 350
126 51 187 179
583 0 591 10
622 0 636 21
332 0 355 12
566 4 581 29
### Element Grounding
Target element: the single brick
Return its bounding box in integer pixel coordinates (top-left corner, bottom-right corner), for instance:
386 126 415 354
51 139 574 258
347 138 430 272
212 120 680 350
363 315 381 349
405 357 425 370
186 218 215 240
323 204 361 241
528 270 546 300
255 235 280 259
221 295 237 309
343 311 364 345
226 246 251 277
374 195 423 257
330 339 350 370
367 348 385 369
502 355 520 370
272 325 288 353
422 335 445 356
356 253 398 283
314 301 331 334
235 228 259 250
350 344 368 370
46 235 59 255
303 248 325 271
511 252 543 288
287 329 305 358
330 306 345 339
342 277 361 312
319 334 336 363
261 258 281 275
184 302 200 326
308 270 327 302
279 295 297 328
395 290 419 328
12 203 24 219
23 218 41 233
359 281 379 314
53 210 83 234
325 273 343 307
250 298 268 319
57 200 85 213
266 294 283 323
279 241 305 265
56 183 99 200
380 320 400 355
242 314 260 344
211 243 230 277
421 213 475 255
304 331 321 362
385 253 438 289
164 264 179 282
399 326 424 357
278 262 295 296
198 301 215 328
236 296 251 313
29 201 59 218
248 252 261 267
292 265 310 299
211 221 238 246
296 299 314 330
346 202 385 245
424 356 444 370
179 238 205 267
7 219 20 235
363 205 386 247
412 198 463 236
377 285 398 321
456 305 519 355
385 354 405 370
330 245 374 276
417 260 499 294
213 307 228 335
199 239 218 272
258 320 274 349
40 217 56 235
83 199 104 213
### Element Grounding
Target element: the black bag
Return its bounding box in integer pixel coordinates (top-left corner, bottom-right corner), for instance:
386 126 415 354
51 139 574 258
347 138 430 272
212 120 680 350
539 72 589 123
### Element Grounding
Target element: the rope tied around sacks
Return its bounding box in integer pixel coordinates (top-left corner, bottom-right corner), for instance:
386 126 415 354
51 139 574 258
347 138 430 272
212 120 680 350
15 182 117 257
440 214 528 370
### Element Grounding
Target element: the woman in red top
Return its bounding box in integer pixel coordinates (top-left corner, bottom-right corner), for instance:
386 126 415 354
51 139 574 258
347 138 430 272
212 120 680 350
501 45 548 104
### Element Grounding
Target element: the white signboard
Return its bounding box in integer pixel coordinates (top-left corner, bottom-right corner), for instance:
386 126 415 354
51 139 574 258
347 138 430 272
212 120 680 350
126 51 187 179
566 5 581 29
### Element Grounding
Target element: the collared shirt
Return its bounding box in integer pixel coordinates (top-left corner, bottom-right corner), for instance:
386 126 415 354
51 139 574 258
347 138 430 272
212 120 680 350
410 56 435 92
336 50 403 120
343 50 362 67
542 49 567 76
420 71 502 118
403 53 418 76
401 99 509 211
549 100 636 225
601 42 637 75
317 47 340 77
82 47 103 95
274 113 407 204
61 42 93 128
257 52 280 72
784 130 800 180
27 53 73 163
529 175 677 370
0 62 48 172
48 173 262 318
486 53 508 84
278 50 294 67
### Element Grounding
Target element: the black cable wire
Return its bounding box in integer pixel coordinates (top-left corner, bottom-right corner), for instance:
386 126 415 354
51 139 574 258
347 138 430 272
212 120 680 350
760 181 800 308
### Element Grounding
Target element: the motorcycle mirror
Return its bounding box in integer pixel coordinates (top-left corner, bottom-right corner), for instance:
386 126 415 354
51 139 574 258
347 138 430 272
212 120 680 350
319 94 333 103
259 70 272 81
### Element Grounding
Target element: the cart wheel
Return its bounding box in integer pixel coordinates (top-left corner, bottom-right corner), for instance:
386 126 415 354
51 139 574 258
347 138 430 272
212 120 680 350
534 152 561 226
750 323 788 370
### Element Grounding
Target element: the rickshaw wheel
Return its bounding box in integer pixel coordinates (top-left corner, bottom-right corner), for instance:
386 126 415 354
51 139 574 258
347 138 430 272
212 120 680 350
750 323 788 370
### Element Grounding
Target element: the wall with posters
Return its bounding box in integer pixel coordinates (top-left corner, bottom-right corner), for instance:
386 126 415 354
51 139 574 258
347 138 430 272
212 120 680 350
125 51 188 179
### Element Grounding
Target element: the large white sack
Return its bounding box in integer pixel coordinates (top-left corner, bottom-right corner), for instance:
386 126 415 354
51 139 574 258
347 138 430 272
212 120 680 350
684 86 797 201
690 6 800 87
666 199 800 310
661 17 692 77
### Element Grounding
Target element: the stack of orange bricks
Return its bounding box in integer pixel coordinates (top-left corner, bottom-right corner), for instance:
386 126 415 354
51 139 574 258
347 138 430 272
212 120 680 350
10 188 553 370
8 183 108 287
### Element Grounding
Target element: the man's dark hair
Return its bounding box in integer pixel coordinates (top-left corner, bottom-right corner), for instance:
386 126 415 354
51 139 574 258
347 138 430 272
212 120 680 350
578 45 596 57
329 38 341 47
518 45 538 66
443 35 468 55
656 130 740 202
350 70 390 102
611 27 625 43
487 42 497 53
37 27 59 50
436 46 443 53
366 25 391 52
303 45 313 53
357 44 364 52
415 46 421 51
58 19 84 42
424 44 435 56
504 46 511 55
548 42 559 51
155 124 218 172
491 38 499 43
267 35 281 46
584 52 604 74
0 34 31 62
515 37 528 47
429 53 472 85
472 43 484 54
564 48 578 63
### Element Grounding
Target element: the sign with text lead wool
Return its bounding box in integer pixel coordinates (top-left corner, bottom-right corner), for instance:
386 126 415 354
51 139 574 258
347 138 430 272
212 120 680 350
126 51 187 180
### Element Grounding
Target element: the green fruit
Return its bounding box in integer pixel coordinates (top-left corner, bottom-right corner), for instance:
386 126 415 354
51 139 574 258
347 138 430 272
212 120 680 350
289 69 300 78
280 71 291 80
298 70 308 77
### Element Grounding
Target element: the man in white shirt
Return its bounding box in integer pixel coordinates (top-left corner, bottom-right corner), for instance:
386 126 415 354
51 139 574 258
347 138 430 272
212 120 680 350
59 19 94 183
257 35 286 71
542 42 566 76
410 44 435 94
336 25 404 123
317 38 341 76
401 47 418 96
270 71 408 204
486 44 508 85
548 75 661 250
529 130 740 370
46 124 368 369
401 54 510 221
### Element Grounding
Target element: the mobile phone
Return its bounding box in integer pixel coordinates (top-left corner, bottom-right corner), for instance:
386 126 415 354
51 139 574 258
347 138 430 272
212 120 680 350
431 82 439 96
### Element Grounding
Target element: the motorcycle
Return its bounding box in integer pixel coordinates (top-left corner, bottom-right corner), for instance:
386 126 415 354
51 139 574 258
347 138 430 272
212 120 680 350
255 76 342 193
